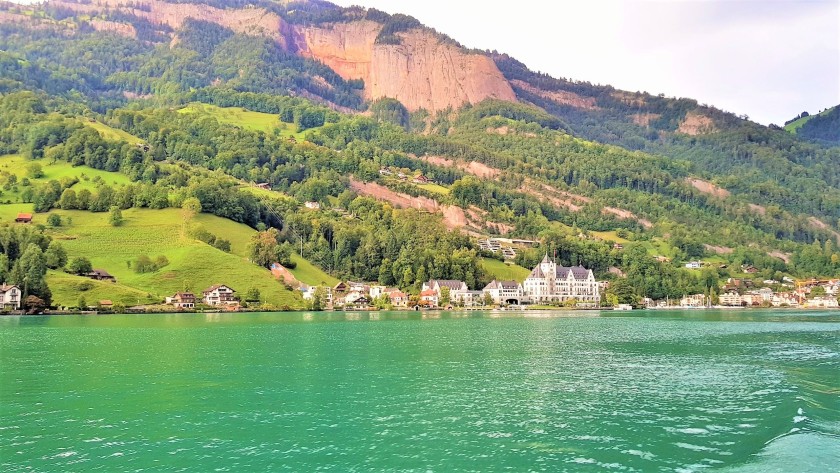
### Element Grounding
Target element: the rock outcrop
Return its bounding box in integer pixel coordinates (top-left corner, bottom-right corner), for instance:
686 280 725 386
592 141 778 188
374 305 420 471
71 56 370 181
288 21 517 112
29 0 517 112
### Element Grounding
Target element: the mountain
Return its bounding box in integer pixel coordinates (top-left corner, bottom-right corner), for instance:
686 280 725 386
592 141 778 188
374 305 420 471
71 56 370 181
0 0 838 310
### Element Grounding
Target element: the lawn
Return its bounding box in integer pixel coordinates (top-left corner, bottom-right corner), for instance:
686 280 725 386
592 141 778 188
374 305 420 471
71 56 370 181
480 258 530 281
178 102 309 139
44 208 303 308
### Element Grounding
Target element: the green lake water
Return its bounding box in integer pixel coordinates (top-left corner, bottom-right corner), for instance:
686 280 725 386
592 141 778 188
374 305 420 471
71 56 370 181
1 310 838 472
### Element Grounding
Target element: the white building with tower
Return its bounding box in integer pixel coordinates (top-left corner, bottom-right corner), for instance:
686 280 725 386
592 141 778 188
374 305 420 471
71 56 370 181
522 255 600 305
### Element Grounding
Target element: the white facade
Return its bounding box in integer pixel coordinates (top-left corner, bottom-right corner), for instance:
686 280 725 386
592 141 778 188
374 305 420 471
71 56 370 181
522 255 600 304
0 284 21 310
483 280 523 305
202 285 237 306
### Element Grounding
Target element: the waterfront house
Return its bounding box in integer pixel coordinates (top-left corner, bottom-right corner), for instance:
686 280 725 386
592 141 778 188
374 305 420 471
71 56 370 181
0 284 21 310
419 290 438 307
202 285 238 307
98 300 114 310
166 292 196 309
719 292 745 307
680 294 706 308
483 280 524 305
453 290 485 307
14 213 32 223
344 293 370 310
804 296 839 309
387 290 409 307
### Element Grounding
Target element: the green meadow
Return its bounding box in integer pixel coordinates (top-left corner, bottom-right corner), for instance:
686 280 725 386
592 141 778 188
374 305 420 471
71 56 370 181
178 102 308 139
480 258 530 281
42 208 302 308
0 154 132 205
82 119 144 145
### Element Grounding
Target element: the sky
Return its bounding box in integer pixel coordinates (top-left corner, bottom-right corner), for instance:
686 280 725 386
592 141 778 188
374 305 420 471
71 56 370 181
331 0 839 125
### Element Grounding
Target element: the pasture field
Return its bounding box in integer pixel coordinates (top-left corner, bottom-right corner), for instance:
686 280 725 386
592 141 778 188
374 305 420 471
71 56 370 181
82 119 144 145
178 103 309 139
480 258 530 281
0 154 131 204
43 208 302 308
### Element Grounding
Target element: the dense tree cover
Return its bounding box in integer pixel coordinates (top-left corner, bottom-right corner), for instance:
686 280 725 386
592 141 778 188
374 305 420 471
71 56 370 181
0 225 52 306
0 16 364 110
797 107 840 144
492 54 840 222
280 196 488 289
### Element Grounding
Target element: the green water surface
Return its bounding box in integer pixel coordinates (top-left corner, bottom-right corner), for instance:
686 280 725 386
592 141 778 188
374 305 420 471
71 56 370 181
1 310 838 472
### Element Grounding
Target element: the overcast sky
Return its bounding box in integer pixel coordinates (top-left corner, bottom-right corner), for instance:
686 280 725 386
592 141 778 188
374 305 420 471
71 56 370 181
331 0 839 125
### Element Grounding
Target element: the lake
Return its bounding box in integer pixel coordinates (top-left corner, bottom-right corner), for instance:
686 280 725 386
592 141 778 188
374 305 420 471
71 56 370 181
1 310 838 472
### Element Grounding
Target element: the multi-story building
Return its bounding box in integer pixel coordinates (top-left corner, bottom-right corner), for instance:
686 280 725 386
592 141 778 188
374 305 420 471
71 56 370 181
522 255 600 304
0 284 21 310
482 280 524 305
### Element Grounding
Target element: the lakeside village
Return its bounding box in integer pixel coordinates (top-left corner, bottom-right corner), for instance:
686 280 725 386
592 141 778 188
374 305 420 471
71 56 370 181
3 251 838 313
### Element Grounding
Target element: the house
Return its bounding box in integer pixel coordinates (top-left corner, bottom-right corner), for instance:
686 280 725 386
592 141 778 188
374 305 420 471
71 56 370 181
98 300 114 310
522 255 600 304
718 292 744 307
684 261 702 269
483 280 524 305
0 284 21 310
741 265 759 274
419 290 438 307
14 213 32 223
804 296 839 309
344 293 370 310
87 269 116 282
387 290 409 307
413 175 431 184
202 284 238 307
452 290 484 307
379 168 393 176
613 243 624 250
166 292 196 309
254 182 271 190
304 201 321 210
680 294 707 308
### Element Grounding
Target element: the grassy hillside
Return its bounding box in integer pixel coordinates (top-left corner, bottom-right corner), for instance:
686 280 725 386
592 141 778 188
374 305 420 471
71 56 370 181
44 208 303 308
0 154 132 204
47 271 159 307
82 119 144 145
192 213 337 286
480 258 530 281
178 102 306 138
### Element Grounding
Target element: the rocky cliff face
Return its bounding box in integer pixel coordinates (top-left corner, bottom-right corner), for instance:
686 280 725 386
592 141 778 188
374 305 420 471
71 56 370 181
288 21 516 112
33 0 516 112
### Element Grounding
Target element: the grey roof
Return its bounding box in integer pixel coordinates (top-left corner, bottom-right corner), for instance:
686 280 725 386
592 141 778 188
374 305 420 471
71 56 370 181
557 266 591 279
484 280 520 290
528 265 544 278
431 280 467 290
